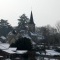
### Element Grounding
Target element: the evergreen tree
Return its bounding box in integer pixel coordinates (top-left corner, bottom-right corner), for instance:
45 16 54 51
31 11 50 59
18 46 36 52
18 14 29 30
0 19 13 37
10 37 33 51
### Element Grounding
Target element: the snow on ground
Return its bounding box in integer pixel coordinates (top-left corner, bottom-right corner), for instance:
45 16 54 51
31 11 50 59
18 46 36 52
2 47 27 54
0 43 28 54
0 43 60 59
46 50 60 55
0 44 16 54
0 36 6 40
44 58 58 60
3 50 27 54
5 58 11 60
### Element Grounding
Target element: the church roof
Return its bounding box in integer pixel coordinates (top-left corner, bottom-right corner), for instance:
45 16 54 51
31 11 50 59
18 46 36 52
29 11 35 24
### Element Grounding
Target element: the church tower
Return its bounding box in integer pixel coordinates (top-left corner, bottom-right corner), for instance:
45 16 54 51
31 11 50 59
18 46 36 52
28 11 35 32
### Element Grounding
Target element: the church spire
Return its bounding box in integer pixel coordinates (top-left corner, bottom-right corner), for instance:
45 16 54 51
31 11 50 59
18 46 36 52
28 11 35 32
29 11 34 24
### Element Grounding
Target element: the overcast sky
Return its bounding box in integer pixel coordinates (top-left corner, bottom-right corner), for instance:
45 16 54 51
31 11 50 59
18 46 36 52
0 0 60 27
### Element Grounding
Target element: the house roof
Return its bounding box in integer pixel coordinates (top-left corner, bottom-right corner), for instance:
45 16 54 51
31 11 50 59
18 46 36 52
16 50 27 54
46 50 60 55
0 43 10 50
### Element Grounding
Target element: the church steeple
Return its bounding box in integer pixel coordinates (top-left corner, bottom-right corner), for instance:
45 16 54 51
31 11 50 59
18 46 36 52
29 11 34 24
28 11 35 33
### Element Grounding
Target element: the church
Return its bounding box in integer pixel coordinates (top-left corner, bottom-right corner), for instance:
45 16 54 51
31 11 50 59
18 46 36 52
7 11 42 45
28 11 35 33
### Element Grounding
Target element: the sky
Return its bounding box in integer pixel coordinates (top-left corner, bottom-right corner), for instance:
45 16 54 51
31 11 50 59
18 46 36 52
0 0 60 27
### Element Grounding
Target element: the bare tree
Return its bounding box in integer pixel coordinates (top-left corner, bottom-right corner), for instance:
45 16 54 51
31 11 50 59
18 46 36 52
55 21 60 33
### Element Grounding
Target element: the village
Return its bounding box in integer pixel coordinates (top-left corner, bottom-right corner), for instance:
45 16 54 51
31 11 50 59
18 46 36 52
0 11 60 60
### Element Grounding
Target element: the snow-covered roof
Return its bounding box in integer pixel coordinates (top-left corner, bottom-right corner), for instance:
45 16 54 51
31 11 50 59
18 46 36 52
0 36 6 40
0 43 14 54
0 43 10 50
16 50 27 54
8 48 17 51
36 52 40 55
14 57 20 59
20 30 25 32
8 32 14 35
3 49 27 54
0 56 3 58
30 32 37 36
31 40 36 45
5 58 11 60
0 43 28 54
22 34 31 39
57 47 60 49
46 50 60 55
3 49 16 54
37 37 43 40
44 58 56 60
